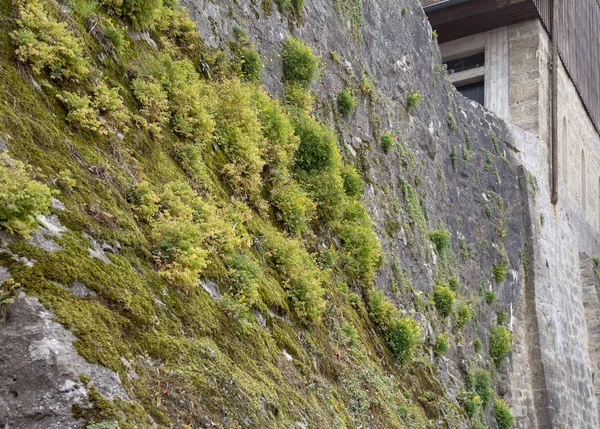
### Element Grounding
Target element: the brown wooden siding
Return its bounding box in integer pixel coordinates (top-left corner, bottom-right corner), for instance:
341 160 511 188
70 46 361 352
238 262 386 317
533 0 600 132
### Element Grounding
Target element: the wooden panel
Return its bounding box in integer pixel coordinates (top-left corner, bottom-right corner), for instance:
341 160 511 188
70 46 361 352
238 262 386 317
552 0 600 133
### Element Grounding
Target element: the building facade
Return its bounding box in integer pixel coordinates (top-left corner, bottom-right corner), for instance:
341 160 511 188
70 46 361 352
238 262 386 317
424 1 600 428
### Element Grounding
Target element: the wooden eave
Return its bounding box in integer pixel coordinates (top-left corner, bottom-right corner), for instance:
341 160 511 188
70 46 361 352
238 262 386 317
425 0 541 43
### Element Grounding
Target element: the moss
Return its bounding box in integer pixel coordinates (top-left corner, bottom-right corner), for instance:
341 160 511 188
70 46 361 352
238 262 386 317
0 0 466 425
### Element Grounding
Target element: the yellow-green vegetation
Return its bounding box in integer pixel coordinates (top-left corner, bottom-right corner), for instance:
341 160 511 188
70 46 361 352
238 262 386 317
490 325 512 366
469 368 492 406
429 225 451 255
494 398 515 429
386 317 422 362
456 302 472 329
433 283 455 318
492 260 509 282
0 0 486 425
381 133 394 152
11 0 89 80
406 89 423 111
337 88 356 117
282 36 320 88
367 289 398 327
433 333 449 357
0 154 54 238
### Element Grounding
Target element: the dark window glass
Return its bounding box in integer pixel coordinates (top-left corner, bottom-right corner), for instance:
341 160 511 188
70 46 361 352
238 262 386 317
457 81 484 105
445 52 485 74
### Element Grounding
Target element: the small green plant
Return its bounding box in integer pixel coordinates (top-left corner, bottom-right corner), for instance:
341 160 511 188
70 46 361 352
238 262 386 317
447 111 458 132
381 133 394 152
11 0 90 80
267 232 326 322
450 146 458 169
386 317 422 362
492 261 509 282
92 81 131 133
337 89 356 117
367 289 398 328
490 325 512 366
293 113 339 173
432 30 438 39
540 213 545 226
341 165 364 198
132 77 171 138
434 333 449 357
494 398 515 429
342 322 360 347
152 217 210 290
401 7 408 15
464 393 482 418
100 21 126 54
56 91 104 134
282 36 320 88
497 311 508 325
240 47 263 82
429 226 451 254
486 290 497 304
271 180 316 234
456 303 472 329
448 276 460 291
474 337 483 353
470 368 492 406
491 131 499 153
0 155 53 238
463 133 473 161
221 294 253 332
433 283 455 318
406 90 423 111
120 0 162 29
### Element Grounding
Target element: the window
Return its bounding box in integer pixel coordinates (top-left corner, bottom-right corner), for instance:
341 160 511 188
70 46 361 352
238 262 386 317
457 81 485 105
445 52 485 75
445 52 485 105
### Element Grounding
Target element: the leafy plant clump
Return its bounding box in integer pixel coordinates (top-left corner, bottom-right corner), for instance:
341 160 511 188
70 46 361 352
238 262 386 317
434 333 449 357
456 303 472 328
492 261 509 282
367 289 398 328
386 317 422 362
11 0 89 80
406 90 423 111
494 398 515 429
429 226 451 255
341 165 364 198
490 325 512 366
0 155 53 238
337 89 356 117
433 283 455 318
469 368 492 406
240 47 263 82
282 36 320 88
381 133 394 152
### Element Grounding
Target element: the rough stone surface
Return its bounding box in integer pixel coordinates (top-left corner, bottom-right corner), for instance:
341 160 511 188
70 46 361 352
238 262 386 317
0 294 128 429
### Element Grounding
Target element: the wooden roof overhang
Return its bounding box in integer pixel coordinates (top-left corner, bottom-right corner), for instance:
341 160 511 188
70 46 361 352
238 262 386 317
424 0 541 43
